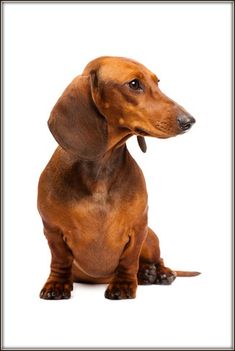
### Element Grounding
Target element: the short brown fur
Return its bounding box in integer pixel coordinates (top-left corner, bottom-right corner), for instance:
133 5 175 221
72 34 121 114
38 56 199 300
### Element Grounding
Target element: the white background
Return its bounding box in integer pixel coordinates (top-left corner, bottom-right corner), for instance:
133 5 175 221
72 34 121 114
3 2 232 349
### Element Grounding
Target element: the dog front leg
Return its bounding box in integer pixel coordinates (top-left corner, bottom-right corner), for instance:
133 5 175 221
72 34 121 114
40 224 74 300
105 226 147 300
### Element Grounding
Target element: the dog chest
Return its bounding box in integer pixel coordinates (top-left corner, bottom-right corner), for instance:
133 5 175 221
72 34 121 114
64 212 133 278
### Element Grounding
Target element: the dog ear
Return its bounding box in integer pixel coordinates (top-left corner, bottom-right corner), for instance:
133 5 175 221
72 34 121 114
137 136 147 153
48 75 107 160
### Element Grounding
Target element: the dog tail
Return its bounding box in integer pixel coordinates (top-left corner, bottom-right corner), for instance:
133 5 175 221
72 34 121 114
175 271 201 277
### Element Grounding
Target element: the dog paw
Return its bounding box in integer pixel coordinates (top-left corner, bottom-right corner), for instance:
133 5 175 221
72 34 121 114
105 280 137 300
138 263 176 285
40 281 73 300
155 266 176 285
155 272 176 285
138 263 157 285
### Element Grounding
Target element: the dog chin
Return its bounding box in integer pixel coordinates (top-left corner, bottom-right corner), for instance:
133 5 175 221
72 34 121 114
134 126 179 139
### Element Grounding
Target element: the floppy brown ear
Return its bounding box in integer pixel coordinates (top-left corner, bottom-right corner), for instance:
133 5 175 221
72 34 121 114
48 75 107 160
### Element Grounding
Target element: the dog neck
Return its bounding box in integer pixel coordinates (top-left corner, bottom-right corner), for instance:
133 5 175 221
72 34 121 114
70 144 128 195
63 126 134 194
82 144 127 176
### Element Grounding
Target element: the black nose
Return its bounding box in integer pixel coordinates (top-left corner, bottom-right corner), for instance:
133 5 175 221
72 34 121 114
177 115 196 132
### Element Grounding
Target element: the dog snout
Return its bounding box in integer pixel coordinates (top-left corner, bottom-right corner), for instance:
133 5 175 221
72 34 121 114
177 114 196 132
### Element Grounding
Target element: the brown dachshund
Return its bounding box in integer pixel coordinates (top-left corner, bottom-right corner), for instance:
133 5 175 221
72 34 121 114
38 56 199 300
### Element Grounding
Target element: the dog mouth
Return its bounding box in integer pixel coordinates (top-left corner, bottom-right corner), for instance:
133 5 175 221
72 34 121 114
134 126 176 139
134 127 150 137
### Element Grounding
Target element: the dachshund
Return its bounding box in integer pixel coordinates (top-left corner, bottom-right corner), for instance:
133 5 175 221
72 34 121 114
38 56 199 300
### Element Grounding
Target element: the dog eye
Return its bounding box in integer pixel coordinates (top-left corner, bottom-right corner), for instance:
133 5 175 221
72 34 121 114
157 79 160 83
129 79 142 90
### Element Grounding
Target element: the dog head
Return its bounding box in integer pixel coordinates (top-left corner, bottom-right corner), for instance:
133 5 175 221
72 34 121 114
48 56 195 159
